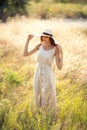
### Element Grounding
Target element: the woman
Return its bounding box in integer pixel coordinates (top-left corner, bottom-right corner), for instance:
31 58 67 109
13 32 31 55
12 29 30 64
23 29 63 111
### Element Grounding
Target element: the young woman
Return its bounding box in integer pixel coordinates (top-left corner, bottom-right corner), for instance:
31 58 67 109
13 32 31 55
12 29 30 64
23 29 63 111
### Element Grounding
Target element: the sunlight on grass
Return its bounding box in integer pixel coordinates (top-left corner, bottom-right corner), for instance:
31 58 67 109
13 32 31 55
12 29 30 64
0 17 87 130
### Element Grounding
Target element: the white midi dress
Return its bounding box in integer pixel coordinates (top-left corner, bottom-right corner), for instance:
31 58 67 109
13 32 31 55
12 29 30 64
33 45 56 109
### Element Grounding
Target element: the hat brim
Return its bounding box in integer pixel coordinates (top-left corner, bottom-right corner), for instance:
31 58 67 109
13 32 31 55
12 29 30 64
33 33 58 45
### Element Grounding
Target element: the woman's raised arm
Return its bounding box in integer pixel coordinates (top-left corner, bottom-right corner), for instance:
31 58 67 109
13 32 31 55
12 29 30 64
23 34 41 56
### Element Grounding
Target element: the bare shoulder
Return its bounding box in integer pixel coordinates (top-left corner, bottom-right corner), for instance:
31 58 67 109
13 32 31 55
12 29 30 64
55 44 62 53
56 44 62 50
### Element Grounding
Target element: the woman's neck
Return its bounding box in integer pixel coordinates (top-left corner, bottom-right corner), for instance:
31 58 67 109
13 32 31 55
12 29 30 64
42 42 54 50
43 41 52 47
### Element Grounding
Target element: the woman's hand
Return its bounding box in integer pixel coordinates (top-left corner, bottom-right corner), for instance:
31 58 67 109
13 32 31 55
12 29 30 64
27 34 34 41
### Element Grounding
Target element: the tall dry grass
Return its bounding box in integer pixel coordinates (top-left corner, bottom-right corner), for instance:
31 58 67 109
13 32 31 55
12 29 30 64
0 17 87 130
0 17 87 84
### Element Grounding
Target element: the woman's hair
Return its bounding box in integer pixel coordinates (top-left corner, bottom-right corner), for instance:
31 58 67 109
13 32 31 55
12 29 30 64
40 36 57 46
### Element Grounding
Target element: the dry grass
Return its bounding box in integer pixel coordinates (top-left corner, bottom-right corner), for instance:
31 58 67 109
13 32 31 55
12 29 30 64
0 16 87 130
0 17 87 84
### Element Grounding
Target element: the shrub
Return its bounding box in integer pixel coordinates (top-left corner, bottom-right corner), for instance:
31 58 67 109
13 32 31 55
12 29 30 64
4 68 23 88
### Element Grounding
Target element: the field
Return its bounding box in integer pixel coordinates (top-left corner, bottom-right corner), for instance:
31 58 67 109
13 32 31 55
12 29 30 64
27 2 87 19
0 17 87 130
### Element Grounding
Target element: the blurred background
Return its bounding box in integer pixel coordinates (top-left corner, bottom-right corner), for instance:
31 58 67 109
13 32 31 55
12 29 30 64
0 0 87 22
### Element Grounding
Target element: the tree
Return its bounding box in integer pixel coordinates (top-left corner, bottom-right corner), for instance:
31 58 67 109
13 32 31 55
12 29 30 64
0 0 29 22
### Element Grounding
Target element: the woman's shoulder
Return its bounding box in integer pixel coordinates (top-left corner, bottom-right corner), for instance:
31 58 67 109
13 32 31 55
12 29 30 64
55 44 62 55
56 44 62 51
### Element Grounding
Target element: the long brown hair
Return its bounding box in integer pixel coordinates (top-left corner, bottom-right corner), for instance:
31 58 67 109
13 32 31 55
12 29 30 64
50 37 57 46
40 36 57 46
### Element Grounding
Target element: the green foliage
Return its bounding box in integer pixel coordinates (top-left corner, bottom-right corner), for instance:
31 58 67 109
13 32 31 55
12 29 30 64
0 0 87 22
56 80 87 129
0 74 87 130
2 109 22 130
17 102 57 130
4 68 23 87
29 2 87 19
60 0 70 3
0 0 29 22
1 76 87 130
0 99 11 129
0 85 86 130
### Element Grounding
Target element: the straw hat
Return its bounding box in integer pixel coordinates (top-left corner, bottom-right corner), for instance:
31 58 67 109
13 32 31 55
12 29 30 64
34 29 58 44
41 29 53 37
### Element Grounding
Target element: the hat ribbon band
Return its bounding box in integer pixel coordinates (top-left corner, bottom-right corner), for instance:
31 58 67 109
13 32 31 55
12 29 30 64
42 32 53 37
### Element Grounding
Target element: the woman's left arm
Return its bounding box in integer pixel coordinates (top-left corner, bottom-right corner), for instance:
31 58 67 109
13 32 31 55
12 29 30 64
55 45 63 70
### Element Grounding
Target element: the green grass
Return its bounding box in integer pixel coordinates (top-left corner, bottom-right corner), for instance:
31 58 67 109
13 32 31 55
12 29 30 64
0 61 87 129
0 75 87 130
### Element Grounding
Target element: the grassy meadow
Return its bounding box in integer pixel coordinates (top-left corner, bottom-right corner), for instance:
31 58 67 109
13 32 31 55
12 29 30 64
0 17 87 130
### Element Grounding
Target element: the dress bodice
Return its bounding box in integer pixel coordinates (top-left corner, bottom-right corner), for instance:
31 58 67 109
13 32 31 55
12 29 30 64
37 45 56 66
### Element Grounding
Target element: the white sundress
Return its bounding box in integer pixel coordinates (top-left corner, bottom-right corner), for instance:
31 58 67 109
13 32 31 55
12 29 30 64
33 45 56 109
